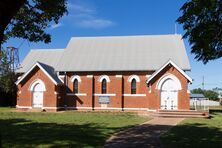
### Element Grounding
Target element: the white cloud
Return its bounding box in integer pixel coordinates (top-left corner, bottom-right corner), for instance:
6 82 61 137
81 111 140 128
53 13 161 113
78 19 114 29
50 23 63 29
68 3 95 14
66 1 115 29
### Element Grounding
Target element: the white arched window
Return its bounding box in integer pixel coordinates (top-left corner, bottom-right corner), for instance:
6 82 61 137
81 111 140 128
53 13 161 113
98 75 110 82
131 78 137 94
101 79 107 94
71 75 81 82
71 75 81 94
128 75 140 83
73 79 78 93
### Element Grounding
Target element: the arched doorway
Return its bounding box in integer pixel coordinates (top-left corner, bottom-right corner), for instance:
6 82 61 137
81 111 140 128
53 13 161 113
30 80 46 108
157 75 181 110
160 78 178 110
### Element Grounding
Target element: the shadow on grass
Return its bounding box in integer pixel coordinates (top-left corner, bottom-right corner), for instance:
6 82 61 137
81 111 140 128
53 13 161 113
105 124 174 148
0 118 122 147
161 122 222 148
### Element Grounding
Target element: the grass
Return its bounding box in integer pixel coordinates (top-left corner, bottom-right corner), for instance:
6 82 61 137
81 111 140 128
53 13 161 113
161 112 222 148
0 108 148 148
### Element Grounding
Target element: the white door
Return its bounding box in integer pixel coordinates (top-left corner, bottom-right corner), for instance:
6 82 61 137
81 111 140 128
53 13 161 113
160 78 178 110
32 83 44 108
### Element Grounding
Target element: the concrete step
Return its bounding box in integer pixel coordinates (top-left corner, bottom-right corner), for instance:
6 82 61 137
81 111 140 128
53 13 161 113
153 110 209 118
153 114 209 118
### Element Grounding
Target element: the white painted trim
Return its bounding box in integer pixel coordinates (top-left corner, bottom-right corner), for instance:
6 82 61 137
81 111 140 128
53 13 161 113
42 106 63 109
86 75 93 78
29 79 46 91
15 62 58 85
121 107 148 111
156 74 182 90
115 75 122 78
128 75 140 82
94 93 116 96
67 93 87 96
16 106 157 112
146 60 192 84
58 76 64 83
123 94 146 97
146 75 151 78
16 105 32 109
71 75 81 82
75 107 148 111
187 90 190 93
98 75 110 82
147 109 157 112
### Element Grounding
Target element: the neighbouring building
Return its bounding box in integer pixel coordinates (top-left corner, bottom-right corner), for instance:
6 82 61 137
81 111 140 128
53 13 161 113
15 34 192 111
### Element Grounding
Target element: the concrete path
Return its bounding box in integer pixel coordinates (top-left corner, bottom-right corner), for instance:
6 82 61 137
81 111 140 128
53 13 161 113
104 117 184 148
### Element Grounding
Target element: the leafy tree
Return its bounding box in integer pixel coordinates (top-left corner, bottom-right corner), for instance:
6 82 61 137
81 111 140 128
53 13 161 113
177 0 222 64
191 88 204 94
0 50 16 105
191 88 219 101
0 0 68 50
0 0 67 105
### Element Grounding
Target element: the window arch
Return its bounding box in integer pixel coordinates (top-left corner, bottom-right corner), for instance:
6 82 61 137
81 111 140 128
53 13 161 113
156 74 182 90
71 75 81 82
99 75 110 82
29 79 46 92
73 79 78 94
102 79 107 94
131 78 136 94
128 75 140 82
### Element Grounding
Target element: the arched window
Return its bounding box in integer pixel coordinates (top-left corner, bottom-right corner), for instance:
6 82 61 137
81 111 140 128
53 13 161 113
73 79 78 94
131 78 136 94
102 79 107 94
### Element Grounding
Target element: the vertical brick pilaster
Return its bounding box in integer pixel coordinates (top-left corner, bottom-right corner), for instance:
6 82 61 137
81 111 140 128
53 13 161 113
115 75 123 109
86 75 94 110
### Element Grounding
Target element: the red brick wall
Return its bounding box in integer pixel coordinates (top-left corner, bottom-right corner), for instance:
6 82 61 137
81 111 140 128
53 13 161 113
17 67 57 109
148 65 190 110
17 65 190 111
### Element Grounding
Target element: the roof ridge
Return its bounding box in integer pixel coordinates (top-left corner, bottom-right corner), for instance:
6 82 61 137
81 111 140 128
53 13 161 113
70 34 182 40
30 48 64 51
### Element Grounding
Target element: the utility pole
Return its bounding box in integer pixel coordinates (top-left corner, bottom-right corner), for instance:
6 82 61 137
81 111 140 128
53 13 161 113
202 76 205 90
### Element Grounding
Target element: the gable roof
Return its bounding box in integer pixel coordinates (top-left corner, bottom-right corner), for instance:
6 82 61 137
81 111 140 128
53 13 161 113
16 49 63 73
16 62 62 85
146 60 192 84
55 34 191 71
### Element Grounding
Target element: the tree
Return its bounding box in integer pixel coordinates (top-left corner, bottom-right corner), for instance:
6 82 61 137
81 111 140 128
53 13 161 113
177 0 222 64
0 0 67 106
0 0 68 50
191 88 219 101
0 49 16 105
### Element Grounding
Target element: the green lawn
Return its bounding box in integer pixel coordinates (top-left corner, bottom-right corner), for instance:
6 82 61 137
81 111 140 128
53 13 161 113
161 112 222 148
0 108 148 147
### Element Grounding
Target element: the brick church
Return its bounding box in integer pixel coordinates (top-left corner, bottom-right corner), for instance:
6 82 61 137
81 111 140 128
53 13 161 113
16 34 192 111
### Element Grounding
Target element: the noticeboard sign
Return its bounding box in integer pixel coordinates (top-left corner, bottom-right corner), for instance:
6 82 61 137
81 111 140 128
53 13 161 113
99 96 110 104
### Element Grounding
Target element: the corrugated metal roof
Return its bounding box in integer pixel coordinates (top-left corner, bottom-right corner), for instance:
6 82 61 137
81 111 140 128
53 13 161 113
16 62 62 85
190 93 205 98
16 49 64 73
38 62 62 84
55 34 191 71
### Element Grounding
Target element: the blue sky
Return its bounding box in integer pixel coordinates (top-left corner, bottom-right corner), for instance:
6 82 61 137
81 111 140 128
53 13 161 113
4 0 222 90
